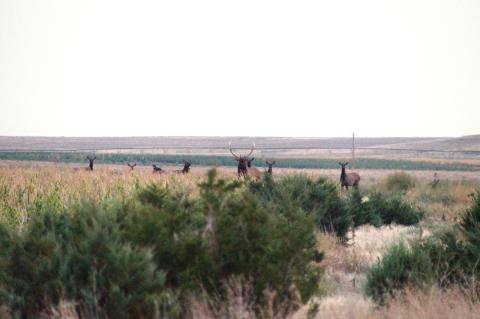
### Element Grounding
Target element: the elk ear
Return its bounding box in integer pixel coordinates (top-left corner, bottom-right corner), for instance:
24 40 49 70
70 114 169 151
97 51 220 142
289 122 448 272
338 162 343 166
345 162 349 166
250 157 255 162
272 161 276 165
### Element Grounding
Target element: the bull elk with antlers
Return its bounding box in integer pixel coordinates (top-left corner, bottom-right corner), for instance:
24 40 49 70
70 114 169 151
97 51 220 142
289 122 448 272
339 162 360 190
229 142 255 178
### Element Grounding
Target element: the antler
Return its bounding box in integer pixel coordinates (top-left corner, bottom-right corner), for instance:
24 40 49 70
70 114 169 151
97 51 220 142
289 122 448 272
229 142 240 160
229 142 255 159
246 143 255 158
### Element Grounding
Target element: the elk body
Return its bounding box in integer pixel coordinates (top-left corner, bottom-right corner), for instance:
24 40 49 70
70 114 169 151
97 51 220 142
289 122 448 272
246 158 262 180
229 142 255 178
86 156 96 171
266 160 276 174
127 162 137 170
339 162 360 190
175 160 191 174
152 164 163 173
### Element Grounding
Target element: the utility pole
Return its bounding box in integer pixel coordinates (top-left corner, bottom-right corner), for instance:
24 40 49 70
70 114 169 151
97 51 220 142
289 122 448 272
351 132 355 169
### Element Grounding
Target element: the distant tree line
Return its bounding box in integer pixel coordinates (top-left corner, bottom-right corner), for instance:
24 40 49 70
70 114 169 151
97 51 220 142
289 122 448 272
1 151 479 171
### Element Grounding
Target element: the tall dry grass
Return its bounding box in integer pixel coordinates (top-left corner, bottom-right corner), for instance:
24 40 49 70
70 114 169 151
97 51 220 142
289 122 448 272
406 179 476 223
292 286 480 319
0 166 206 229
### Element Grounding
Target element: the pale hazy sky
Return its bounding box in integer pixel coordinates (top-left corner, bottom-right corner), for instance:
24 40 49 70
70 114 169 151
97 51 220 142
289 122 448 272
1 0 479 137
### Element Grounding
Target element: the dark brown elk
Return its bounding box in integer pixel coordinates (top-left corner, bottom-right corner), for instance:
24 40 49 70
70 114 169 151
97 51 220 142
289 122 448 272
152 164 163 173
266 160 276 174
175 160 191 174
86 156 96 171
127 162 137 170
229 142 255 177
339 162 360 190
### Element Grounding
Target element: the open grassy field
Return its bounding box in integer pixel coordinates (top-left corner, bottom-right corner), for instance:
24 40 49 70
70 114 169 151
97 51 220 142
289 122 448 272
0 161 479 318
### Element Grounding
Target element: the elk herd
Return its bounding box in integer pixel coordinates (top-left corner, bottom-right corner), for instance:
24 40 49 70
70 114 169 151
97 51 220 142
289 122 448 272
83 142 360 190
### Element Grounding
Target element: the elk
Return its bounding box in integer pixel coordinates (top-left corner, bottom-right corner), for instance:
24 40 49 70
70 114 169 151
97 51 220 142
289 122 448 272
152 164 163 173
86 156 96 171
127 162 137 170
175 160 191 174
266 160 276 174
338 162 360 190
229 142 255 178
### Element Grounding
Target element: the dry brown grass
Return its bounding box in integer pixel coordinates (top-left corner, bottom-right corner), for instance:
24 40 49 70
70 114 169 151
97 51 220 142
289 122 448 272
317 224 422 297
405 179 476 223
292 286 480 319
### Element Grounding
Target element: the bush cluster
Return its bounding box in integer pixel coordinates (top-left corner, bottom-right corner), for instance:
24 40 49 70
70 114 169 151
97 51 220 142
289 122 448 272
0 170 323 318
250 175 424 240
365 189 480 303
249 174 350 238
0 205 176 318
347 189 424 227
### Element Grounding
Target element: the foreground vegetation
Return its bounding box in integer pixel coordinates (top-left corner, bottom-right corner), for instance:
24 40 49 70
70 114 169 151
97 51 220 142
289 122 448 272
0 165 478 318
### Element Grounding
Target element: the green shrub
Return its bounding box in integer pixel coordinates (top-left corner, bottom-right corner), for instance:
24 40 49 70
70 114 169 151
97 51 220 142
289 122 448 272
458 190 480 280
250 175 423 242
346 189 423 228
346 188 382 227
366 189 480 303
0 205 178 318
250 174 350 239
367 192 424 225
365 241 434 303
121 170 324 312
384 172 416 192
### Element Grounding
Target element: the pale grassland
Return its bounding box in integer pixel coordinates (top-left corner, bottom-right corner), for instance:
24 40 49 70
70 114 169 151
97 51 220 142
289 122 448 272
0 165 208 230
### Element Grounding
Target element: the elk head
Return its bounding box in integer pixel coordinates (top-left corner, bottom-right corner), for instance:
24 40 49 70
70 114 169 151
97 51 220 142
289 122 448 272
338 162 348 177
338 162 349 167
86 155 96 171
229 142 255 177
266 160 276 174
127 162 137 170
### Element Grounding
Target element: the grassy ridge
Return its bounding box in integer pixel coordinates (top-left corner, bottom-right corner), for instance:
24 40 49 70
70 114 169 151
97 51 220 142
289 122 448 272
1 151 480 171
